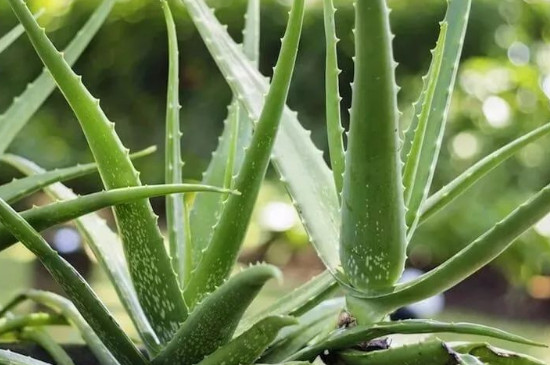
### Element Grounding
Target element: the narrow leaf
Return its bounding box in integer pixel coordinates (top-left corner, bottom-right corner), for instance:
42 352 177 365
0 0 115 155
169 0 342 278
0 9 44 54
341 0 406 292
153 265 281 365
183 0 305 306
5 155 161 355
0 313 66 336
19 328 76 365
420 122 550 224
8 0 187 343
404 0 472 236
0 146 156 204
289 319 544 361
0 201 145 365
0 184 234 252
0 350 51 365
323 0 345 197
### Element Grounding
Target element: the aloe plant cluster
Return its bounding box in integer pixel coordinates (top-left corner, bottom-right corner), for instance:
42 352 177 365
0 0 549 364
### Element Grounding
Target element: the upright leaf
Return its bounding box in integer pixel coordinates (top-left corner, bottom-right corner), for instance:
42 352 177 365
341 0 406 293
7 0 187 343
153 265 281 365
0 0 115 156
0 9 43 54
183 0 305 305
0 200 145 365
403 0 472 235
323 0 345 197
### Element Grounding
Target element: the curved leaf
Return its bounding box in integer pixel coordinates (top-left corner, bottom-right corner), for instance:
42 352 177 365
19 328 75 365
0 313 66 336
0 350 51 365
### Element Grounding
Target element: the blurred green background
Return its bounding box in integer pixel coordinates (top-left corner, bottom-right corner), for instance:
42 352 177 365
1 0 550 359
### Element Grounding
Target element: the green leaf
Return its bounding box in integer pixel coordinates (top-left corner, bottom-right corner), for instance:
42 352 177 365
0 146 156 204
196 316 298 365
0 0 115 156
323 0 345 197
420 122 550 224
289 320 544 361
341 0 406 293
0 9 43 54
1 290 120 365
8 0 187 343
260 298 344 363
169 0 342 278
0 313 66 336
0 201 145 365
453 342 546 364
153 264 281 365
403 22 448 235
19 328 75 365
403 0 472 235
0 184 234 252
182 0 305 306
188 0 258 269
237 270 338 336
4 154 161 355
0 350 51 365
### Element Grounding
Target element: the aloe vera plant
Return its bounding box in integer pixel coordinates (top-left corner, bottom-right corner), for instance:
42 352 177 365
0 0 549 364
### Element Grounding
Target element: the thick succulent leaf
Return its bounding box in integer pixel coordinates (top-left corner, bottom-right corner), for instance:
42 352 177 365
341 0 406 293
5 155 160 355
0 313 66 336
1 290 120 365
453 342 546 364
420 122 550 224
288 319 543 361
0 0 114 156
0 146 156 204
189 0 258 270
196 316 298 365
0 350 51 365
237 270 338 336
260 298 344 363
0 201 144 365
0 10 43 54
182 0 305 306
153 265 281 365
323 0 345 197
403 22 447 233
404 0 472 235
161 0 189 287
0 184 233 252
7 0 188 343
169 0 342 277
19 328 75 365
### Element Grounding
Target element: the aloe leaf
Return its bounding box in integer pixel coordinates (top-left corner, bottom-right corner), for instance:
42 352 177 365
341 0 406 293
0 146 156 204
188 0 258 268
0 184 234 252
453 342 546 364
1 290 120 365
323 0 345 197
5 155 161 355
0 0 114 156
197 316 297 365
420 122 550 224
0 9 43 54
182 0 305 305
153 264 281 365
0 201 145 365
170 0 342 277
8 0 190 342
0 313 66 336
237 270 338 336
19 328 75 365
260 298 344 363
161 0 189 288
403 23 448 228
0 350 51 365
403 0 472 235
289 319 544 361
